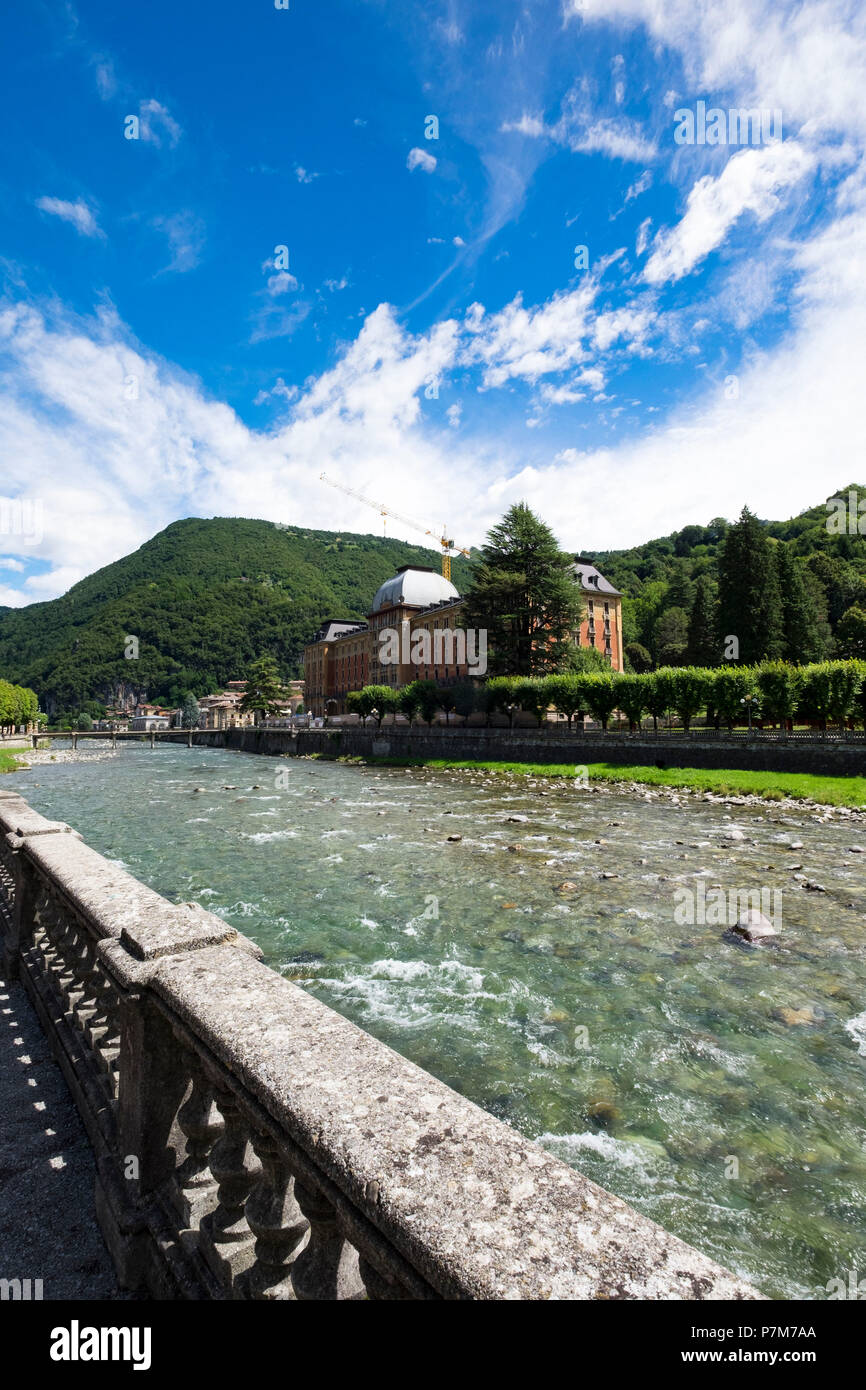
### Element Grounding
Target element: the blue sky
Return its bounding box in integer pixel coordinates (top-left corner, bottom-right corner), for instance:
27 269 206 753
1 0 864 604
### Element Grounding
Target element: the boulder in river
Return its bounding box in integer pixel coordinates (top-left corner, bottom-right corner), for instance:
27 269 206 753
731 910 777 943
775 1005 818 1026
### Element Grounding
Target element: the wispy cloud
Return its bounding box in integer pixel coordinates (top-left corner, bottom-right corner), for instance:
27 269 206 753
151 212 205 273
138 98 182 148
36 196 104 239
644 141 815 285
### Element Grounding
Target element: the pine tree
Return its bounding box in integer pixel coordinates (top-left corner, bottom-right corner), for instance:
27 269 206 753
686 574 718 665
774 545 822 662
181 691 201 728
665 559 694 613
716 506 783 663
461 503 583 677
239 655 285 721
653 607 689 666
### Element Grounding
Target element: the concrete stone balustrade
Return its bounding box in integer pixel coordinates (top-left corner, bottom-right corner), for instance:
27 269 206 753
0 788 763 1300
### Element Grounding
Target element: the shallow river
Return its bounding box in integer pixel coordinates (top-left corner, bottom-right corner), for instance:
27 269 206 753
7 744 866 1298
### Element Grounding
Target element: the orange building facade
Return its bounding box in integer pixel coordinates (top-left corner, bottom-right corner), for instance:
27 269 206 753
304 560 624 716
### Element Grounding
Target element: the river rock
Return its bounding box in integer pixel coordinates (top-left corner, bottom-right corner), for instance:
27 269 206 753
557 881 579 892
775 1005 818 1026
731 910 778 943
587 1098 621 1130
724 828 746 842
446 833 462 842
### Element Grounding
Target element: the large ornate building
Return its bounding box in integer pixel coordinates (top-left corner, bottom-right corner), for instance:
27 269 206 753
303 559 623 716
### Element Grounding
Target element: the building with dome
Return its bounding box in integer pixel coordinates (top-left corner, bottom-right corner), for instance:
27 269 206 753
303 560 622 715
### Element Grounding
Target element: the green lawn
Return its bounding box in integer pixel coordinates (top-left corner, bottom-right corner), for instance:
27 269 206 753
0 748 24 774
362 756 866 808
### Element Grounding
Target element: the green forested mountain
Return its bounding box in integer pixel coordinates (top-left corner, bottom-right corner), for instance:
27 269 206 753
2 488 863 714
0 517 475 713
591 486 866 669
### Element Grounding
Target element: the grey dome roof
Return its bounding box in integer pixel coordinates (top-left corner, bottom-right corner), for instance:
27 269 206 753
371 566 459 613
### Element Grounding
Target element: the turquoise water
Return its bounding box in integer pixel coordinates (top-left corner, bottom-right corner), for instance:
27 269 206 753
7 743 866 1298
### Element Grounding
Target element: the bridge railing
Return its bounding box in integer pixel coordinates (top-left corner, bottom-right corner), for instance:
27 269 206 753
0 788 761 1301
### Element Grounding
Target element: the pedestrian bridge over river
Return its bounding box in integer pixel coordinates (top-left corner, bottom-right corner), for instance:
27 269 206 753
0 785 761 1301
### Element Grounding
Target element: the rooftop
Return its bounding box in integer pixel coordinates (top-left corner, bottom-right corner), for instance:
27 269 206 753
371 566 460 614
570 560 621 597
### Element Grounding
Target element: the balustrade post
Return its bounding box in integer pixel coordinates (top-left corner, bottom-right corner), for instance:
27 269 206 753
170 1054 224 1230
113 978 194 1206
198 1088 261 1285
291 1179 364 1301
2 832 37 977
238 1131 309 1300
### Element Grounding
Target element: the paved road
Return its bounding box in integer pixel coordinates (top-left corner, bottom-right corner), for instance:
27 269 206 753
0 968 138 1300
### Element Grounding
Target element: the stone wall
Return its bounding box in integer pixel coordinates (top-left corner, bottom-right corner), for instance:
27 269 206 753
194 725 866 777
0 787 761 1300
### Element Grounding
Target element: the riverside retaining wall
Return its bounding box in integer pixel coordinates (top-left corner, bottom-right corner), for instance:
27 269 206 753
192 726 866 777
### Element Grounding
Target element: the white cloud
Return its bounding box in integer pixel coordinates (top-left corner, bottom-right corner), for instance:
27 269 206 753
138 99 182 148
625 169 652 203
644 140 815 284
567 0 866 141
407 147 437 173
447 402 462 428
254 377 299 406
35 197 104 239
249 301 310 344
93 60 117 101
295 166 319 184
501 113 547 137
464 282 654 388
503 106 655 163
635 216 652 256
453 235 466 246
267 271 299 296
151 212 205 274
0 297 495 601
571 118 656 163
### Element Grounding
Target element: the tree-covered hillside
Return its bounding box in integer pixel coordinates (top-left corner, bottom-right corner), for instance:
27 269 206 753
0 517 475 712
591 486 866 669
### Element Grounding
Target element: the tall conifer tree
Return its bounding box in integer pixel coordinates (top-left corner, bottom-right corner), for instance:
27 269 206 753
687 574 719 665
717 506 783 662
461 503 583 676
775 545 822 662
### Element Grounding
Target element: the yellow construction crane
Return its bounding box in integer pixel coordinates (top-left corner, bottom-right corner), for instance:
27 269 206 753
319 472 471 582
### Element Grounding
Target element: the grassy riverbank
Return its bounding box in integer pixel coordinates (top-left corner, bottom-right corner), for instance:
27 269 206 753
359 755 866 807
0 748 24 774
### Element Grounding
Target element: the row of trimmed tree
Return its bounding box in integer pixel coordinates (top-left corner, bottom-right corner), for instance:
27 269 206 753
345 660 866 733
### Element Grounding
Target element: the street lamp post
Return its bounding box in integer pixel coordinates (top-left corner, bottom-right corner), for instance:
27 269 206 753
740 694 757 735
